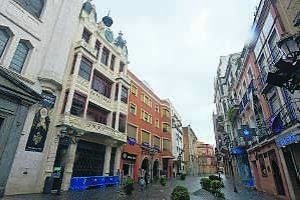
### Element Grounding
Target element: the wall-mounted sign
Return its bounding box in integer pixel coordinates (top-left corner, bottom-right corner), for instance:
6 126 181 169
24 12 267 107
127 137 136 146
25 108 50 152
25 91 56 152
122 152 137 161
231 147 246 155
141 142 150 149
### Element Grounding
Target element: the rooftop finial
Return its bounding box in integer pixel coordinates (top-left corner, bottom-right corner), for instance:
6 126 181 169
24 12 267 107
102 10 113 27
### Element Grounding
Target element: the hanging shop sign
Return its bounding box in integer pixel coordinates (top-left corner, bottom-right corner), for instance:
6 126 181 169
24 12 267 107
238 125 256 141
276 132 300 148
127 136 136 146
122 152 137 161
231 147 246 155
141 142 150 149
25 91 56 152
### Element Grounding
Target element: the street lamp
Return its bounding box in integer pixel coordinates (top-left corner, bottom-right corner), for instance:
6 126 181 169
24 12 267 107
266 33 300 93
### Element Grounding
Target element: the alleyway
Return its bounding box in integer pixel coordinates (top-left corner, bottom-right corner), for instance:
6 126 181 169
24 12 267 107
1 175 281 200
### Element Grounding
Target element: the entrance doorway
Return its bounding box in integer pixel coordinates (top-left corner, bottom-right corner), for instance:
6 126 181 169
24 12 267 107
141 158 149 182
153 160 159 180
73 140 105 177
269 150 285 195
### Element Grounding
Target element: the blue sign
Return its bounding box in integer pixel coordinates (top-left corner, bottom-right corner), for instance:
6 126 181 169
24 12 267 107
127 137 136 146
231 147 246 155
276 133 300 148
141 142 150 149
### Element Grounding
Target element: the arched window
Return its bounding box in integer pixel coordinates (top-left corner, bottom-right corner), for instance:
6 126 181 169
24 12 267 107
14 0 44 18
0 29 10 58
9 40 31 73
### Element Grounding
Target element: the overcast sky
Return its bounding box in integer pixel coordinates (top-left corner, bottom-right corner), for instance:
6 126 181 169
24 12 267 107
95 0 260 145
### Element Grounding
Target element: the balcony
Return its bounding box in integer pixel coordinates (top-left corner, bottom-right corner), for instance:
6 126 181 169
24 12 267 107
267 98 300 135
89 90 113 111
238 79 255 114
216 115 225 132
72 75 90 94
94 62 116 82
74 39 98 58
58 114 126 142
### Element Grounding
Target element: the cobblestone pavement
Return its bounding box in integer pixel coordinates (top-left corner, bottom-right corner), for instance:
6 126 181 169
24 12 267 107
0 175 281 200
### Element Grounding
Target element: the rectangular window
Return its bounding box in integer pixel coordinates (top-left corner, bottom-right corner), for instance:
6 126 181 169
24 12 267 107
162 108 170 118
92 72 112 98
155 119 160 128
258 54 268 79
162 123 170 133
153 136 160 148
110 54 115 71
247 68 253 83
129 103 137 115
101 47 109 66
86 103 109 124
82 28 91 43
155 104 159 112
121 86 128 103
141 130 150 144
127 124 137 139
141 110 152 123
0 29 10 58
9 41 30 73
268 30 280 62
119 61 125 73
141 93 152 107
78 57 92 80
119 114 126 133
163 139 170 151
71 92 86 117
130 84 138 96
95 40 101 58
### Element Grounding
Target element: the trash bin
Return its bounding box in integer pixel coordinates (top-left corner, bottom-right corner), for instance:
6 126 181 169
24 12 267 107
43 176 54 194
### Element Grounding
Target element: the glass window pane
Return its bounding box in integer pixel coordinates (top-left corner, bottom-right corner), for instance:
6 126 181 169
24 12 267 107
9 41 29 73
14 0 44 18
0 29 9 57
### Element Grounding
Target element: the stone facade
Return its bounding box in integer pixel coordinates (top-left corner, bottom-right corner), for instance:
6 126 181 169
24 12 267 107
195 141 217 175
0 0 83 196
182 125 198 176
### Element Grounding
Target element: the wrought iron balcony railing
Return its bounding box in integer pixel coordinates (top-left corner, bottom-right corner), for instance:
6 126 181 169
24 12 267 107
267 98 300 135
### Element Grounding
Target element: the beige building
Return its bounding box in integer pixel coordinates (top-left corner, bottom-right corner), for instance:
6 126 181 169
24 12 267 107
195 141 217 175
182 125 198 175
50 2 130 191
0 0 83 196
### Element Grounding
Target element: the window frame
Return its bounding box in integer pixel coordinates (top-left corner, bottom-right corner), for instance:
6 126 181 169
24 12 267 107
129 103 137 115
92 72 112 98
9 39 32 74
0 27 12 59
78 56 92 81
14 0 45 19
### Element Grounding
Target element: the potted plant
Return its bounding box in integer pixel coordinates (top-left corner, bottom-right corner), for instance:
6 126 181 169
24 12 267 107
160 176 166 186
171 186 190 200
123 178 134 195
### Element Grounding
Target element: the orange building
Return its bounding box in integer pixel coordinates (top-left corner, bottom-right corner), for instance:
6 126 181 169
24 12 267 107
120 70 173 182
195 141 217 175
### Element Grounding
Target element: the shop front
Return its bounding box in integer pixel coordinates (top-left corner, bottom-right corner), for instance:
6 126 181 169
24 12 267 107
248 140 290 199
121 152 137 179
276 130 300 200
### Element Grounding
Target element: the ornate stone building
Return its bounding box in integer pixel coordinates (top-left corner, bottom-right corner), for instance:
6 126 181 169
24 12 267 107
49 2 131 191
0 0 82 196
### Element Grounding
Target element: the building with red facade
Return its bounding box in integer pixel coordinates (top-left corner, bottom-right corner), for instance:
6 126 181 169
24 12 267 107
195 141 217 175
120 70 173 182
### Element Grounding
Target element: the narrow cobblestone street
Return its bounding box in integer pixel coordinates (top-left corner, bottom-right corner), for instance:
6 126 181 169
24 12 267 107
0 175 281 200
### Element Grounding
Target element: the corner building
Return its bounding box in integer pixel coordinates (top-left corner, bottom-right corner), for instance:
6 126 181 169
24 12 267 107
49 2 130 191
121 71 173 182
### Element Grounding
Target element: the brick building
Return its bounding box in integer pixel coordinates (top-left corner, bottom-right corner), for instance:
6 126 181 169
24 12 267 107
195 141 217 175
183 125 198 176
121 71 173 182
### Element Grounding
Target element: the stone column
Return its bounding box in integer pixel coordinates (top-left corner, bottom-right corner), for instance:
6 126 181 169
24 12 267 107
97 44 104 63
114 147 122 176
64 53 82 114
103 145 112 176
107 52 112 68
61 139 78 191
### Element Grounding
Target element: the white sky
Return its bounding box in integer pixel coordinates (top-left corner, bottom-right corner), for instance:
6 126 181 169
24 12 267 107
95 0 260 145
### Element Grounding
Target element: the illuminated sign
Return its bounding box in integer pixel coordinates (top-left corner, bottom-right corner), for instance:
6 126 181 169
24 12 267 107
276 133 300 148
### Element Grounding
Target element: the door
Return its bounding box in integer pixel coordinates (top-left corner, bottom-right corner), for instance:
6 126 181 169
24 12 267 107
0 108 19 197
269 151 285 195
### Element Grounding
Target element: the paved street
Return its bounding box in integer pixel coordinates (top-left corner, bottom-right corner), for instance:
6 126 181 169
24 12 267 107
1 175 281 200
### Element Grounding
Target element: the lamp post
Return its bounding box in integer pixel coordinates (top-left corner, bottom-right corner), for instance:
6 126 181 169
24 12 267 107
266 33 300 93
